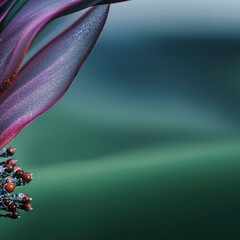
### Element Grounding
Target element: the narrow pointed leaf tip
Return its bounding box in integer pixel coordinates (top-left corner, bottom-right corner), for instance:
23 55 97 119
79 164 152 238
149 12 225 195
0 5 110 149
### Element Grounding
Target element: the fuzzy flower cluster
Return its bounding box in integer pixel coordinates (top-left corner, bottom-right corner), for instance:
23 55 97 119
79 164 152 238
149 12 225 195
0 147 33 219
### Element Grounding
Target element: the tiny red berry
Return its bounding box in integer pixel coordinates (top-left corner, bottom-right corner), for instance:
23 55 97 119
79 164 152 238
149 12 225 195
6 147 15 156
8 203 17 212
22 196 31 204
5 183 15 193
7 159 17 166
24 203 32 211
22 172 32 183
11 211 19 219
2 198 10 206
4 163 14 173
14 169 24 178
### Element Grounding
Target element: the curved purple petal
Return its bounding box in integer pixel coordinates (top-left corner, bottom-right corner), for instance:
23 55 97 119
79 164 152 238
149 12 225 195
0 0 109 95
0 5 109 149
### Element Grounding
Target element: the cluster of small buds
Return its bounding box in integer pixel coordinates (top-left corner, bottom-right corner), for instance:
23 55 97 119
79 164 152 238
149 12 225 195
0 147 33 219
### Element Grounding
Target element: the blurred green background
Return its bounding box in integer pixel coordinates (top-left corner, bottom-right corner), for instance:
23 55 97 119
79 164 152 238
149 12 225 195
2 0 240 239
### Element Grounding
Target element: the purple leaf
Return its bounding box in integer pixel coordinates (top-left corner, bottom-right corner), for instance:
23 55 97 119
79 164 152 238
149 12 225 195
0 5 109 149
0 0 109 96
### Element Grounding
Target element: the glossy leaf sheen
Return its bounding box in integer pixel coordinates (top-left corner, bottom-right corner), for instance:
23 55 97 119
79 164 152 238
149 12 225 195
0 5 109 148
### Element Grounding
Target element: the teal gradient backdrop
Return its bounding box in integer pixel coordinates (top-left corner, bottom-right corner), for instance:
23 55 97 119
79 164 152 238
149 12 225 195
2 0 240 239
